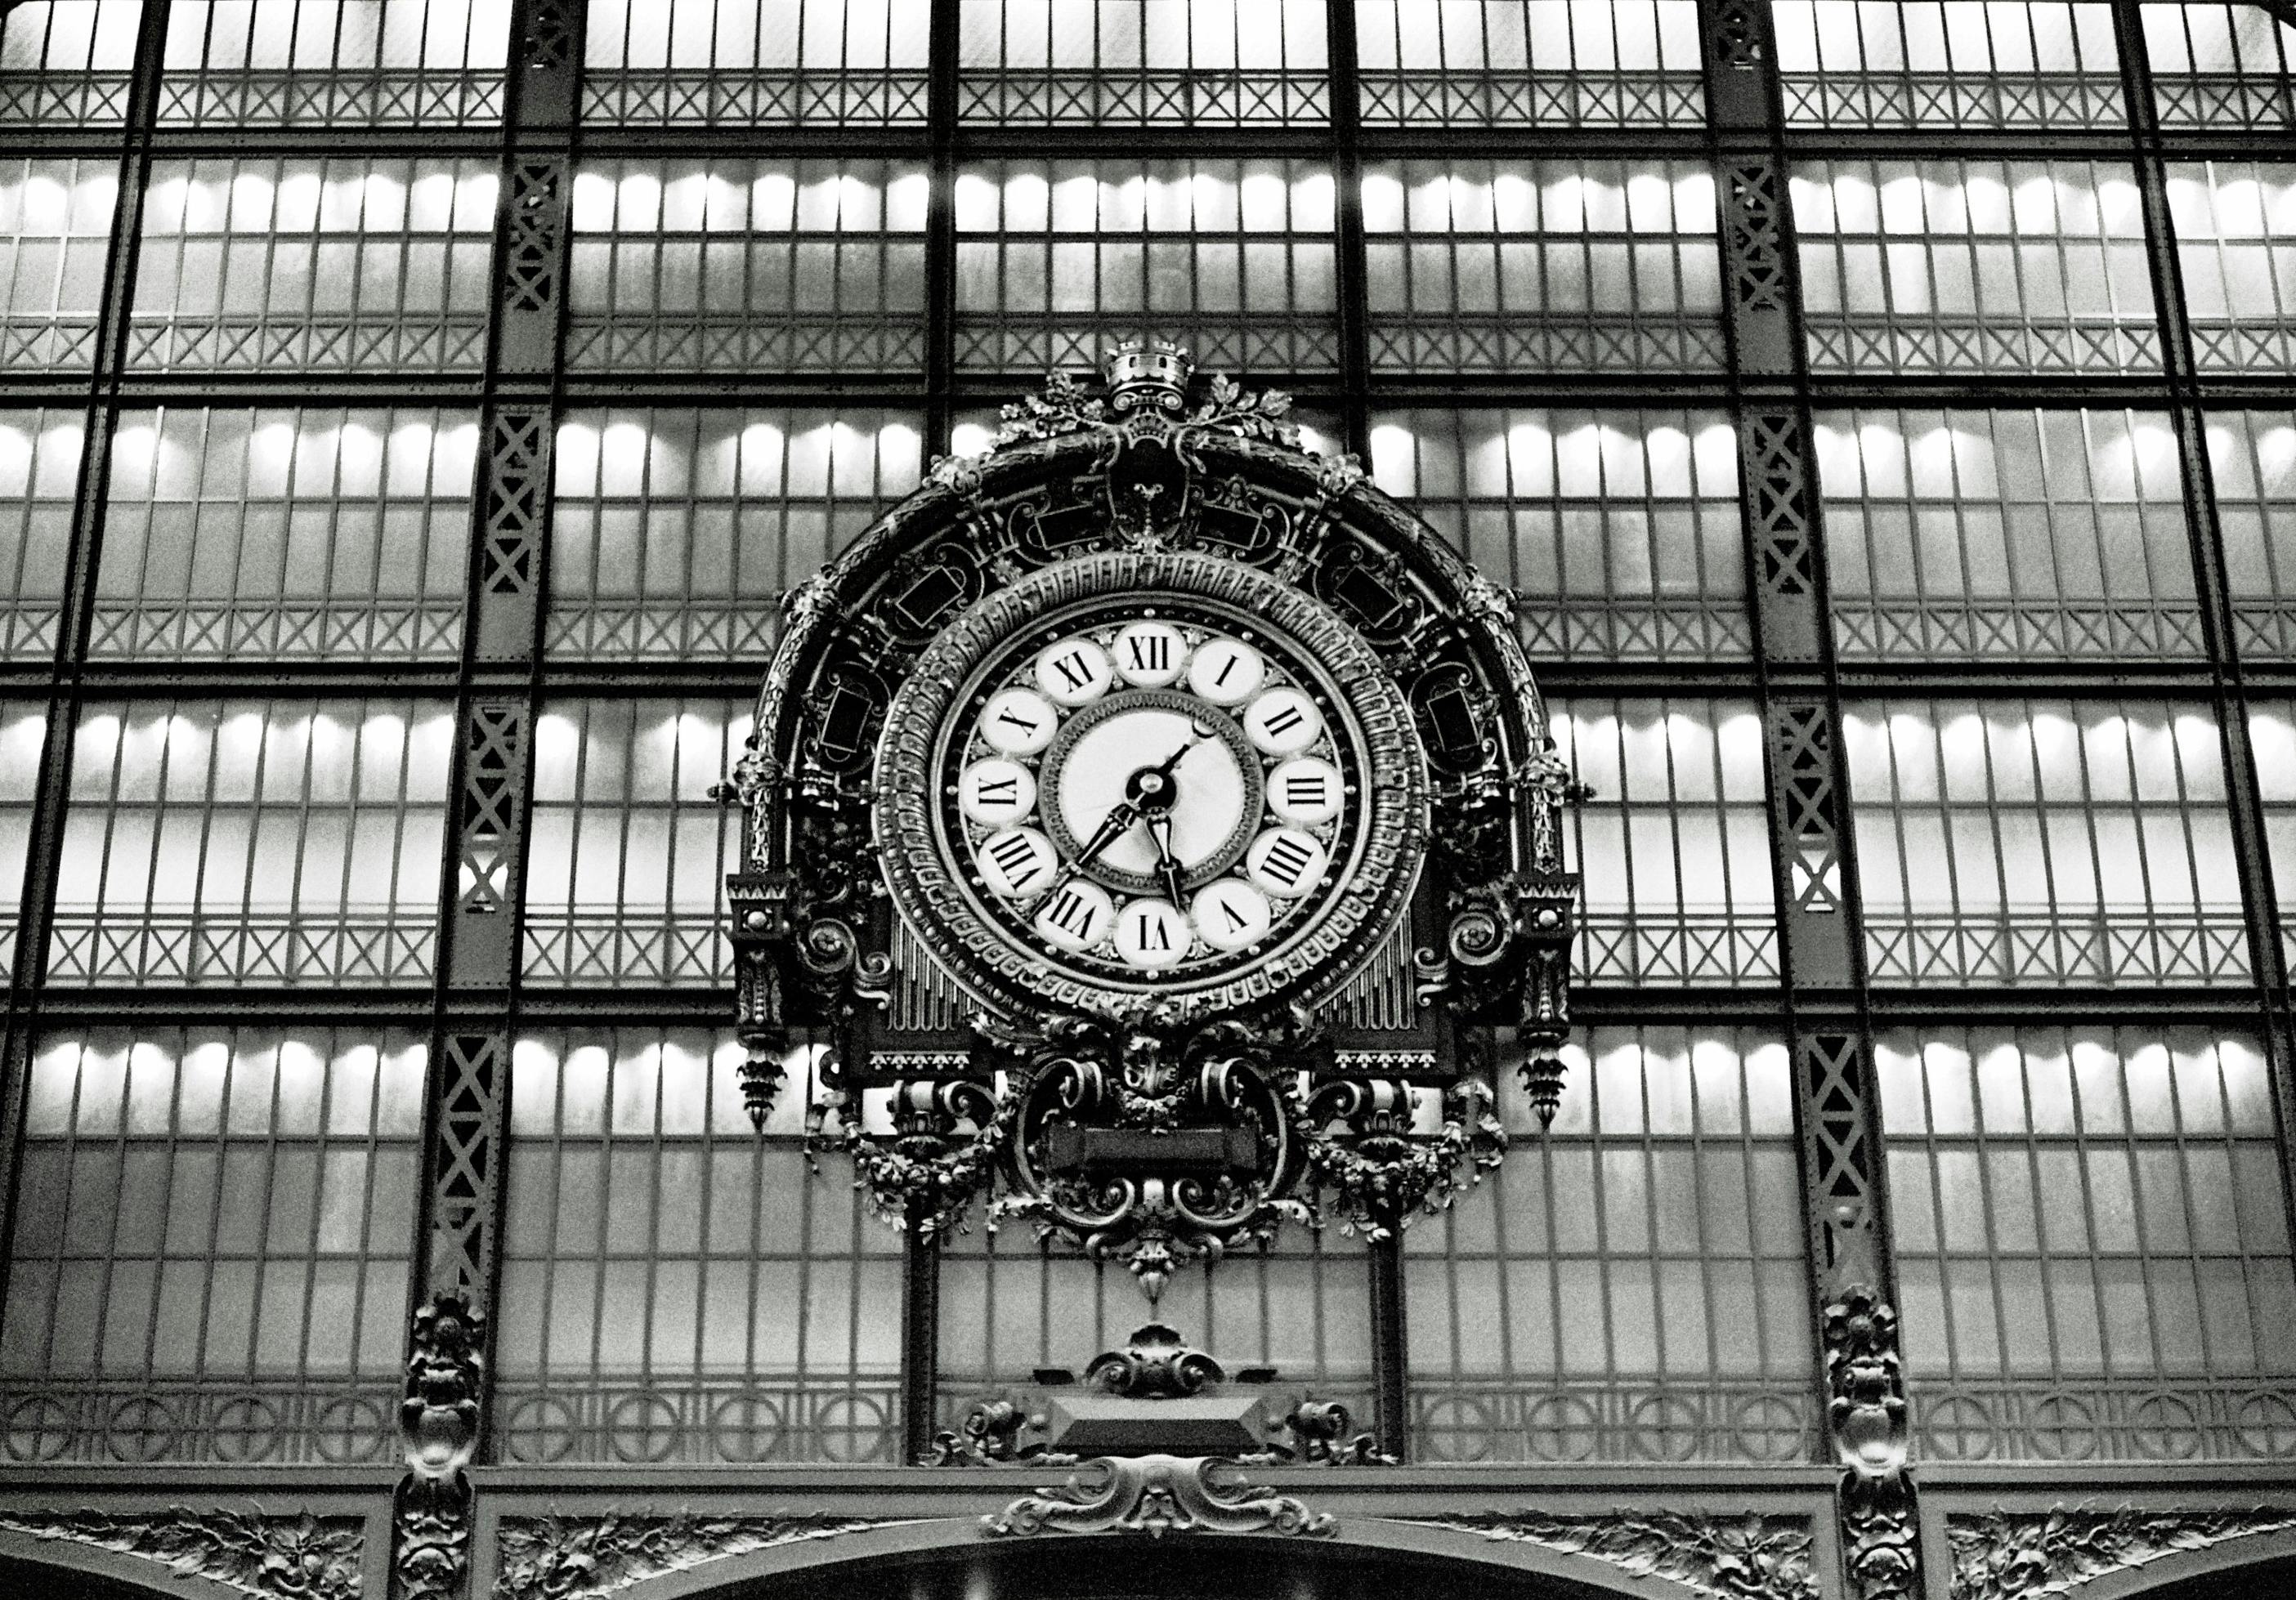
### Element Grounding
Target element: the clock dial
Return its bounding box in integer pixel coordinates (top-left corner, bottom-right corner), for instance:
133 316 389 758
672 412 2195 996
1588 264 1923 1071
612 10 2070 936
938 601 1363 986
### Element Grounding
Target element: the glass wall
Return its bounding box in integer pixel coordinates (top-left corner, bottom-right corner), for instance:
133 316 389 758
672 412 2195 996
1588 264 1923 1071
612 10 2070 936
3 0 2295 1492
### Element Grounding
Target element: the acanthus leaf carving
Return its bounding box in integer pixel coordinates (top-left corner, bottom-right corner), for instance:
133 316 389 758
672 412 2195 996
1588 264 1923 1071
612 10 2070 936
1945 1505 2296 1600
1416 1510 1819 1600
493 1511 906 1600
983 1455 1334 1540
0 1507 362 1600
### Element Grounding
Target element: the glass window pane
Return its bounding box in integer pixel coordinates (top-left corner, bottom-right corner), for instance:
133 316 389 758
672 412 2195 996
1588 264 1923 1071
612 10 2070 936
1551 698 1779 985
955 158 1340 374
97 406 476 660
160 0 510 127
48 699 453 985
1845 699 2249 986
497 1030 906 1464
1407 1030 1812 1462
1792 159 2159 374
2146 3 2296 128
1882 1027 2296 1462
2208 409 2296 656
1372 406 1748 661
1775 2 2124 128
0 1 139 126
0 1029 424 1464
0 408 83 656
0 159 117 373
2167 161 2296 373
1357 0 1704 127
960 0 1330 125
1363 159 1724 375
1818 407 2200 660
566 159 929 374
548 406 922 660
130 158 497 373
521 699 751 985
584 0 929 127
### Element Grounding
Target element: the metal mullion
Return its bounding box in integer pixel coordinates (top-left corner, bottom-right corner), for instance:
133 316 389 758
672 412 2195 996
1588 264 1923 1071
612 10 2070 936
1964 1033 2020 1392
2011 1040 2074 1393
2063 1023 2119 1399
637 1044 664 1397
1911 1044 1963 1401
2163 1030 2224 1382
349 1033 386 1384
290 1044 333 1410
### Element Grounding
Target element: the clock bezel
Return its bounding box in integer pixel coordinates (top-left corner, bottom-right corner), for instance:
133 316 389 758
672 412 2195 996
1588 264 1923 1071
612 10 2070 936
875 549 1429 1022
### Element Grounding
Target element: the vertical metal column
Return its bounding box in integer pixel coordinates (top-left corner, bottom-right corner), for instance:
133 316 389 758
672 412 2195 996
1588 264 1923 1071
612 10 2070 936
0 0 172 1323
1697 7 1917 1598
1323 0 1405 1460
899 0 968 1465
2109 0 2296 1222
393 2 575 1594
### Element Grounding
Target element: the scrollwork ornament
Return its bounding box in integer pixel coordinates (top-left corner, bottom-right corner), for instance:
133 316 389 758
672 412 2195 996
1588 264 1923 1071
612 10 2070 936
984 1455 1335 1540
492 1512 898 1600
1269 1399 1392 1466
924 1398 1069 1466
830 1076 1014 1238
1946 1505 2296 1600
1304 1076 1506 1240
0 1508 361 1600
987 1004 1318 1300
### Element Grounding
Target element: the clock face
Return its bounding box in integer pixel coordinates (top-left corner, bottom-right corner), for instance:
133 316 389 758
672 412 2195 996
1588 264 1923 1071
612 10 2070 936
875 550 1426 1018
945 606 1357 983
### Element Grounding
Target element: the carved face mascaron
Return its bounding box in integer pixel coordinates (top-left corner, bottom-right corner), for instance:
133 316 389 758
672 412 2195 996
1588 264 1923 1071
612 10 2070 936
875 551 1428 1018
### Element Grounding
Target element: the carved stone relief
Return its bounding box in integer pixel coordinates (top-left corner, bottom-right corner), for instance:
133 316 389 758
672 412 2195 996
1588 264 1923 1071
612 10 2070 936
1946 1506 2296 1599
0 1507 363 1599
1412 1510 1819 1600
491 1512 902 1599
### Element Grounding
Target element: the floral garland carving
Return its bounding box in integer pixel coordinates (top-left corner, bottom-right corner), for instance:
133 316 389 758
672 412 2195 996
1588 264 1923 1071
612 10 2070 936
492 1511 902 1599
0 1507 361 1599
1946 1504 2296 1598
1417 1510 1819 1600
984 1455 1334 1540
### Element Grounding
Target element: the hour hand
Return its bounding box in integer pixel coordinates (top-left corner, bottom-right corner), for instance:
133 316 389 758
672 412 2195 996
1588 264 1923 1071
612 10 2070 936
1148 814 1184 906
1047 799 1140 898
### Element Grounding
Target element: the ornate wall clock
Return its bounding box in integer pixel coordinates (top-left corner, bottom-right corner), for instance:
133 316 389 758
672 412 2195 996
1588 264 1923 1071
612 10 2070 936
727 342 1578 1298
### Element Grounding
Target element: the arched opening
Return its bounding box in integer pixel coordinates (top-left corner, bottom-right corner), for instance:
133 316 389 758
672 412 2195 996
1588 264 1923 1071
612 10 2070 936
2125 1553 2296 1600
0 1552 192 1600
697 1535 1631 1600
